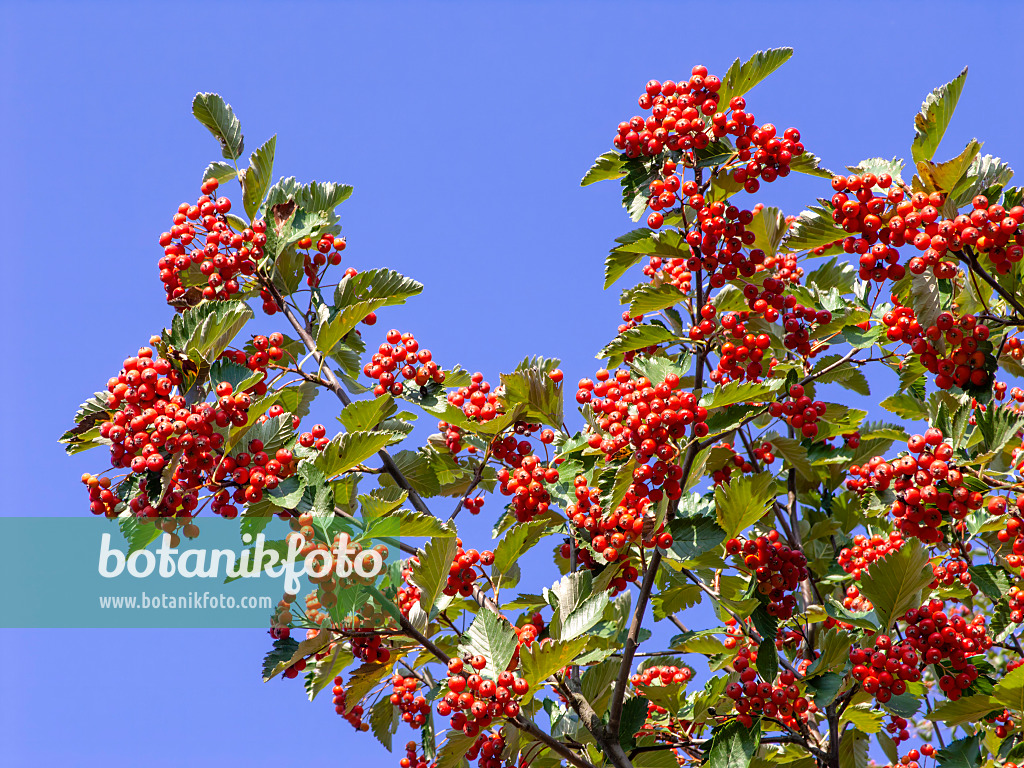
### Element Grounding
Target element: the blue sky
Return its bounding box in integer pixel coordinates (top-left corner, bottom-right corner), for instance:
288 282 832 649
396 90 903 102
4 1 1024 764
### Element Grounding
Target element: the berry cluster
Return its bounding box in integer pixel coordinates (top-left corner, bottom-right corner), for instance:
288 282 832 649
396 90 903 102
97 345 289 521
437 657 529 736
364 330 445 397
446 372 500 424
725 531 808 619
495 445 557 524
838 531 905 579
577 369 698 482
444 540 494 598
885 715 912 748
298 232 346 289
390 674 429 729
158 178 265 307
399 741 432 768
629 664 693 688
849 635 920 703
766 384 826 439
331 675 368 731
557 475 643 594
881 304 994 390
724 648 810 729
903 599 991 702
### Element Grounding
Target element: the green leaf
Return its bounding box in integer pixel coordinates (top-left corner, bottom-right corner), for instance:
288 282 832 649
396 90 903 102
917 138 982 194
756 638 778 683
369 693 397 750
500 356 563 425
927 695 999 726
805 672 843 707
242 135 276 220
460 610 519 680
789 150 834 179
994 662 1024 713
806 629 852 677
715 474 776 539
619 155 662 221
763 434 815 482
824 598 879 632
261 636 300 681
519 637 589 703
362 509 455 540
811 354 870 396
304 643 355 701
880 393 929 421
316 269 424 354
166 299 255 364
857 540 933 630
969 564 1015 601
493 519 552 576
561 590 610 641
842 704 884 733
208 358 262 393
838 728 870 768
192 92 244 160
296 181 353 218
718 48 793 107
701 379 784 409
620 695 650 749
747 206 786 257
625 284 689 315
435 731 477 768
117 512 162 554
849 157 905 186
313 430 402 478
599 325 678 361
359 487 408 520
975 404 1024 456
709 718 762 768
410 533 457 614
951 153 1015 209
338 395 398 432
203 161 237 184
911 67 968 164
582 151 626 186
669 517 726 562
780 205 843 253
933 733 983 768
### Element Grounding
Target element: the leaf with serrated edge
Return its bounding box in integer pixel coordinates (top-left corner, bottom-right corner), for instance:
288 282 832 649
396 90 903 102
410 534 457 614
520 637 589 703
858 540 933 630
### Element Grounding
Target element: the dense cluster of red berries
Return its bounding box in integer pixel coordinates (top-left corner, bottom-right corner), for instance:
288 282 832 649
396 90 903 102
903 599 991 701
766 384 826 439
725 531 808 619
838 531 905 579
998 517 1024 574
331 675 368 731
298 232 346 289
849 635 920 703
881 304 994 390
495 438 558 523
447 372 500 423
399 741 432 768
845 430 985 542
364 330 445 397
444 540 494 598
158 178 265 307
390 674 429 729
629 664 693 688
557 475 643 593
577 369 699 480
437 657 529 736
724 648 810 729
96 345 289 520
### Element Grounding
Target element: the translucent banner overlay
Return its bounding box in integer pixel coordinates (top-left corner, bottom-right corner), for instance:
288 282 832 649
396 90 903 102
0 517 400 628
